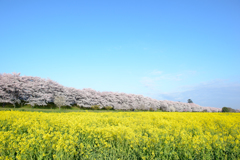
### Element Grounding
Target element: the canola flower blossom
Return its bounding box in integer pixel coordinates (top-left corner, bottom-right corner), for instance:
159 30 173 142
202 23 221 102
0 111 239 159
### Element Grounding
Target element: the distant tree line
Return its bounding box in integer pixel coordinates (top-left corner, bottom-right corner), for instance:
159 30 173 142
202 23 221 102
0 73 223 112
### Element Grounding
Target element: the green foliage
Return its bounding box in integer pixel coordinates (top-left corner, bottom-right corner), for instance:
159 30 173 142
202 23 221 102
157 109 163 112
32 103 57 109
0 103 14 108
0 102 23 108
91 105 100 110
188 99 193 103
60 106 72 109
104 106 113 110
222 107 230 112
149 107 154 111
222 107 236 112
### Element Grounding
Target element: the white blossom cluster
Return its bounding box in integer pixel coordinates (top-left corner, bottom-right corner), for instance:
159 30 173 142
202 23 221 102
0 73 221 112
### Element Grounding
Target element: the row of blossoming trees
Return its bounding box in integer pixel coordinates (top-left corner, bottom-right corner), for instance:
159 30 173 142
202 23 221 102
0 73 222 112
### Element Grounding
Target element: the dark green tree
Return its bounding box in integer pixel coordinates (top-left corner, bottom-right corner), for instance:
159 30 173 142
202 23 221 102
222 107 230 112
222 107 236 112
188 99 193 103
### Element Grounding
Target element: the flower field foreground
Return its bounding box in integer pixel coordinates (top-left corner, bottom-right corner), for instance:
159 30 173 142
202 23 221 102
0 111 240 160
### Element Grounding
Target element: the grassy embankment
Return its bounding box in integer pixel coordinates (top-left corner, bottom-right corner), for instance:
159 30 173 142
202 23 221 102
0 103 162 113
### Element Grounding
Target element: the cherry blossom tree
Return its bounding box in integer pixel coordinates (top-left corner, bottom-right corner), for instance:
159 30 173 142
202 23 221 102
0 73 23 108
54 95 66 109
0 72 221 112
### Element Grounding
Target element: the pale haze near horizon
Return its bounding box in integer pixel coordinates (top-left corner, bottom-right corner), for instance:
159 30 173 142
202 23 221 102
0 0 239 109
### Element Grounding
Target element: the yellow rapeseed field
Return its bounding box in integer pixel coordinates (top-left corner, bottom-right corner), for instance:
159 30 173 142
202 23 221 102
0 111 239 160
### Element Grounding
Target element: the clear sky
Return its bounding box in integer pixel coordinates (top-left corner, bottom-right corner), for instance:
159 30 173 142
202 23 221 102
1 0 240 109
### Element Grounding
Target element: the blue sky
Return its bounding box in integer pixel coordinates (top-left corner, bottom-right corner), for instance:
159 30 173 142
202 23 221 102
1 0 240 109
